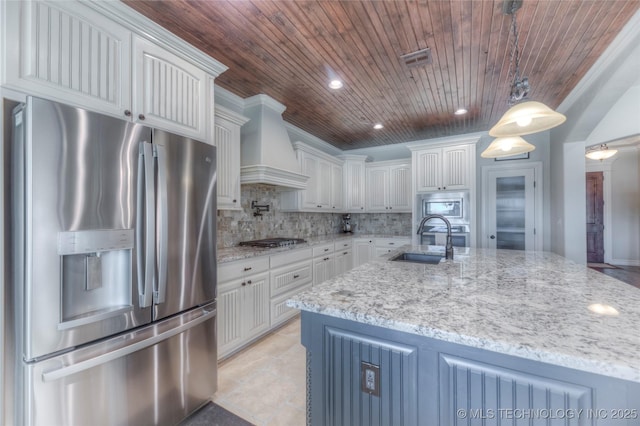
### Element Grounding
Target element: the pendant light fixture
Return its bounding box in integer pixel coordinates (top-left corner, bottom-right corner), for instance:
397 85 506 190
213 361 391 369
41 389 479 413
483 0 566 158
481 136 535 158
585 144 617 161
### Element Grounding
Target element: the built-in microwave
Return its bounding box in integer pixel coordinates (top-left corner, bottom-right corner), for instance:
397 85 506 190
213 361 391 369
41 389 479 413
420 191 470 224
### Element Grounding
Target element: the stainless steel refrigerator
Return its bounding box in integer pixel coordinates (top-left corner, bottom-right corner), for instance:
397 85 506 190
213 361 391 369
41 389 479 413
6 96 217 425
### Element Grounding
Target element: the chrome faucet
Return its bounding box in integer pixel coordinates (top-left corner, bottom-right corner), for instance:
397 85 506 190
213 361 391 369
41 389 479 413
416 214 454 260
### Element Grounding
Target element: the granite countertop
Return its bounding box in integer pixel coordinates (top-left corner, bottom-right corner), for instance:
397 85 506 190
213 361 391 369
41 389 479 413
287 245 640 383
217 233 408 263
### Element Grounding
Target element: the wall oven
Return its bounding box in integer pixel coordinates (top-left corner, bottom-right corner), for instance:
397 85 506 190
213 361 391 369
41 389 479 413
417 191 471 247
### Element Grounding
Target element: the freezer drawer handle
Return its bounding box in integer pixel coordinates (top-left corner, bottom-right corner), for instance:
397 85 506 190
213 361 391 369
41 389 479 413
42 307 216 382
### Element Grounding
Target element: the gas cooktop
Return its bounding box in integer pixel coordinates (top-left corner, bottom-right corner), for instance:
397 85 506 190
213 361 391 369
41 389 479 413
239 238 307 248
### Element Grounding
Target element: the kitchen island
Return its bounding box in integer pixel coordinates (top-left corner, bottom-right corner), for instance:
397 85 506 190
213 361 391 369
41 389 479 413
287 246 640 425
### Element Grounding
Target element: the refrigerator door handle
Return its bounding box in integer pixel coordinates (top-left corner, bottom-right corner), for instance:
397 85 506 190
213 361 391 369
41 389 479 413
154 143 169 304
136 141 156 308
41 307 216 382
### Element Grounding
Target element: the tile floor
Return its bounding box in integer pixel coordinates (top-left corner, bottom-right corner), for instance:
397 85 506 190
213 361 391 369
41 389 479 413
212 316 306 426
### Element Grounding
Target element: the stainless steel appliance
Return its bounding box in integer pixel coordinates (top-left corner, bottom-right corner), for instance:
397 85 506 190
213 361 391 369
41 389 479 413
420 224 470 247
417 191 470 247
6 97 217 425
342 214 353 233
239 237 306 248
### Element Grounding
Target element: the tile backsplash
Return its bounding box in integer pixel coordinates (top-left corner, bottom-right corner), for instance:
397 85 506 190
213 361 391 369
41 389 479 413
216 184 412 248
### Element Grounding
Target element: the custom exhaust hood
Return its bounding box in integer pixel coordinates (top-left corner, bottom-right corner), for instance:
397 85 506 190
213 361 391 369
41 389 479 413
240 95 309 189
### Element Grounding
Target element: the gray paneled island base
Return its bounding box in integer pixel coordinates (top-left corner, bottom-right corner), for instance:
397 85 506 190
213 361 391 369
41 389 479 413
287 246 640 426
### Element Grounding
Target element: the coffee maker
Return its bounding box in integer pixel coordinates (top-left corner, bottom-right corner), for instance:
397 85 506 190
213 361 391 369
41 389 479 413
342 214 353 233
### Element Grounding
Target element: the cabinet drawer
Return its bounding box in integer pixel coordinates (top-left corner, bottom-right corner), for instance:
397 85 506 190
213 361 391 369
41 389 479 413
218 256 270 282
333 239 353 251
313 243 334 257
270 248 312 269
374 237 410 248
270 260 313 297
270 283 311 326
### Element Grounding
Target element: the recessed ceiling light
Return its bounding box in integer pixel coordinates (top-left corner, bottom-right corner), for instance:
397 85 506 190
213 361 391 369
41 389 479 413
454 108 468 115
328 79 343 90
373 123 384 130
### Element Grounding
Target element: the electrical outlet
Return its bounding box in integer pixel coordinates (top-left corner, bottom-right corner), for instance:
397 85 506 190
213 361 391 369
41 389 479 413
361 362 380 396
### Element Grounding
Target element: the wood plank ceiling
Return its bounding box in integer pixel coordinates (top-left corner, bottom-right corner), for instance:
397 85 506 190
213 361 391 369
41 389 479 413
123 0 639 150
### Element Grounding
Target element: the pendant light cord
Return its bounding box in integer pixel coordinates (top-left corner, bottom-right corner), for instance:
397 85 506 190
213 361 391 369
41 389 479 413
508 2 529 104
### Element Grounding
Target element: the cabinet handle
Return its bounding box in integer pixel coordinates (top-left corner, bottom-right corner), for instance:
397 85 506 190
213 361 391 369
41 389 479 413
124 110 132 117
293 274 300 279
389 242 395 245
343 244 348 247
247 280 252 284
343 251 348 255
323 257 330 261
324 248 329 252
138 114 146 120
243 267 252 271
317 205 322 208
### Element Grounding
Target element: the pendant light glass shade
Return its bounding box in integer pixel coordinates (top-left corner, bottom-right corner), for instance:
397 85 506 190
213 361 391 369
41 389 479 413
481 136 536 159
489 101 567 137
585 144 617 160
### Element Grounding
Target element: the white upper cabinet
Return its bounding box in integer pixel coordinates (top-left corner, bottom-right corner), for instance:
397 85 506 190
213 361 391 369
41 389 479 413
2 1 226 141
340 155 368 212
213 105 249 210
408 136 480 193
132 36 208 139
3 1 132 117
281 142 344 212
414 144 472 192
365 160 412 212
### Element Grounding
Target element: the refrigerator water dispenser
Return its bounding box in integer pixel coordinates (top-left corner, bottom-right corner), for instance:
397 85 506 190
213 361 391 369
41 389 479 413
58 229 135 329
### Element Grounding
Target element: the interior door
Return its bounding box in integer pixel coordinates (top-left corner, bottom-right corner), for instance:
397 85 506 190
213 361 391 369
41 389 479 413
586 172 605 263
484 167 537 250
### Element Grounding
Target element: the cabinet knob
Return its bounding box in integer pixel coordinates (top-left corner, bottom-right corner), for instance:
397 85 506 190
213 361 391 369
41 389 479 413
241 281 246 286
293 274 300 279
389 207 392 210
138 114 146 120
247 280 252 284
324 257 330 261
233 199 237 203
243 267 252 271
324 248 329 252
490 235 496 240
361 207 364 210
317 205 322 208
124 110 132 117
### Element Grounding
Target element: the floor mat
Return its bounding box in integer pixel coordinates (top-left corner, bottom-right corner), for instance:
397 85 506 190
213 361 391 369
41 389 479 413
588 263 618 269
181 401 255 426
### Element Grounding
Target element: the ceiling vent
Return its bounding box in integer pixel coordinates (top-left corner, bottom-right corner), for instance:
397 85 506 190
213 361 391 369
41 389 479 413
401 48 432 69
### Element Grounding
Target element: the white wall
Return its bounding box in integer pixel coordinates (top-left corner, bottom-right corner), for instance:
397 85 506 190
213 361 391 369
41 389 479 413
561 142 588 264
608 149 640 265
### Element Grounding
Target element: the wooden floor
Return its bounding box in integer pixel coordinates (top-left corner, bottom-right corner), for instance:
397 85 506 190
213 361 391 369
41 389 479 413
588 265 640 289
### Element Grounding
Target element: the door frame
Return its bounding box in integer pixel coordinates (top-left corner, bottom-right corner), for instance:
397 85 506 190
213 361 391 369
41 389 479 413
481 161 543 250
586 161 614 264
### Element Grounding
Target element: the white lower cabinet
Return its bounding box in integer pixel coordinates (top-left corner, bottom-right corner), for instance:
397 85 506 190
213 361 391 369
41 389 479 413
353 238 375 268
333 240 353 276
217 256 271 359
374 237 411 256
270 249 313 327
312 243 335 286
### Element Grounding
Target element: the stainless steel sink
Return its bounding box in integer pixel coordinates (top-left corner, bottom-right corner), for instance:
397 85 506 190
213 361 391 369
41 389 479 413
389 252 444 264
